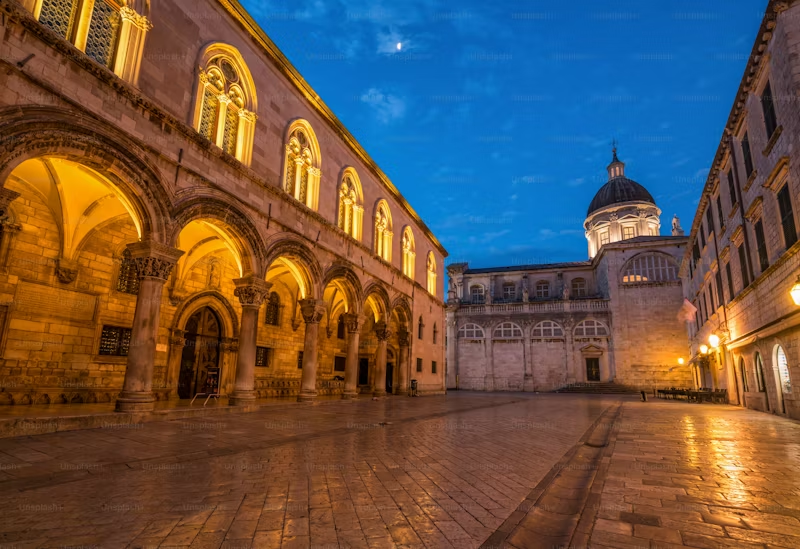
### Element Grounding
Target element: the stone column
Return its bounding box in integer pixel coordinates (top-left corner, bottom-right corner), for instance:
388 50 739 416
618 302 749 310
373 321 392 397
342 312 362 399
230 276 271 405
397 330 410 395
116 240 184 412
298 298 326 402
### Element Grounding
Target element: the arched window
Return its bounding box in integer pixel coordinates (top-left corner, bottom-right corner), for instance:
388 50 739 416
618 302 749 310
338 169 363 240
493 322 523 339
375 200 393 262
433 323 438 344
282 120 321 210
194 45 258 165
755 353 766 392
532 321 564 338
775 345 792 394
427 252 437 296
535 280 550 299
32 0 151 82
571 278 587 297
739 358 749 392
458 323 485 339
470 285 485 304
264 292 280 326
116 248 139 295
401 227 415 279
622 253 679 284
574 319 609 337
418 316 424 339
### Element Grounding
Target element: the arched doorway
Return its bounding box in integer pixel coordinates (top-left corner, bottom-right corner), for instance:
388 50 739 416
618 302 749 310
178 307 222 399
755 353 770 412
386 349 395 393
774 345 792 414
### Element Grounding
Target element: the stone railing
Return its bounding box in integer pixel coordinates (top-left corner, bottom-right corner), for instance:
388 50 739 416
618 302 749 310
456 299 610 315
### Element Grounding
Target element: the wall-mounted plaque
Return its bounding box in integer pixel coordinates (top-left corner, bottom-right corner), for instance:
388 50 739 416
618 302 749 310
15 281 97 323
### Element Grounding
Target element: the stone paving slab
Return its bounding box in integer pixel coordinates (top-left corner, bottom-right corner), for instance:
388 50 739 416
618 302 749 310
0 393 618 548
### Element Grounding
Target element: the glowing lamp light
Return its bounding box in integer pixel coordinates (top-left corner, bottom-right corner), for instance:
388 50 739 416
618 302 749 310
791 275 800 305
709 334 720 349
678 358 685 365
396 42 403 51
699 344 709 355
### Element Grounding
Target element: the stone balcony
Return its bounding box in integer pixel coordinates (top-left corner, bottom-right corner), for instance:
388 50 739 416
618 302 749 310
452 298 610 315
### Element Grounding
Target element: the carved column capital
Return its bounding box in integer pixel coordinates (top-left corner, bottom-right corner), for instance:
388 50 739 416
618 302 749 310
0 188 20 216
343 312 363 334
233 276 271 307
300 298 326 324
120 6 154 31
398 330 410 347
374 321 393 341
126 240 184 281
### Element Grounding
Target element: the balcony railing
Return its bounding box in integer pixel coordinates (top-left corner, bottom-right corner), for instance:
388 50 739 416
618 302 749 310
455 298 610 314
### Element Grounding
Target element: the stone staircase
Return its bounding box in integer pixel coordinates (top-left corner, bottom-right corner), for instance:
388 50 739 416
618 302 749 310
554 382 641 395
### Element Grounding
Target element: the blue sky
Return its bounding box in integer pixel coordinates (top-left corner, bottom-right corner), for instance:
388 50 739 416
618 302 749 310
241 0 766 268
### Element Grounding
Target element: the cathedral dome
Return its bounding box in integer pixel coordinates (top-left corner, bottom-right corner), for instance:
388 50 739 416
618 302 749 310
586 149 655 216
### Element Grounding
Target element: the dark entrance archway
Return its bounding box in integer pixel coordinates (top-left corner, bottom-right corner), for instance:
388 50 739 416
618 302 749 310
585 358 600 382
386 349 395 394
178 307 222 399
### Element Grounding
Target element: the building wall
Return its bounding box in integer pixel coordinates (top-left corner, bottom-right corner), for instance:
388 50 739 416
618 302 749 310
0 0 446 404
681 1 800 420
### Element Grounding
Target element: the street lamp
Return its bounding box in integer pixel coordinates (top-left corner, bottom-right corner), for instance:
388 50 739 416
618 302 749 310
699 344 709 355
709 334 720 349
791 275 800 305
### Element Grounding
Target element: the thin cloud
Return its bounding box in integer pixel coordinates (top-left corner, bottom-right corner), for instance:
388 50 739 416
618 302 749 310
360 88 407 123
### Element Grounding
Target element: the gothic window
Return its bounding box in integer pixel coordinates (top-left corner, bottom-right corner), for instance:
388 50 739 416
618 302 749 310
574 320 609 337
470 285 485 304
418 317 424 340
622 226 636 240
535 280 549 299
426 252 437 296
761 80 778 140
532 321 564 338
502 283 516 301
282 122 321 210
493 322 523 339
116 248 139 295
457 323 485 339
194 46 257 165
571 278 587 297
621 253 679 284
255 346 272 367
264 292 280 326
741 132 754 179
338 170 363 240
374 201 393 262
401 227 415 279
337 315 345 339
433 323 438 344
85 0 121 68
99 325 132 356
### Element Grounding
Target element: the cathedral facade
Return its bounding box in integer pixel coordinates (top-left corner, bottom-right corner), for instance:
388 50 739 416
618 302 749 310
0 0 446 409
446 153 692 392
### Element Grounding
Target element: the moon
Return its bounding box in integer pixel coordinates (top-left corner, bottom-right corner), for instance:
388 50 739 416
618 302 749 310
396 42 402 51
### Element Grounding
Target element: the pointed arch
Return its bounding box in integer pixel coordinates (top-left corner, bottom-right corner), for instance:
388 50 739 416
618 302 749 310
323 262 364 316
362 280 391 322
374 199 393 262
426 251 437 296
282 119 322 211
263 234 323 300
338 167 364 240
170 290 240 338
193 43 258 165
401 226 415 279
390 295 412 332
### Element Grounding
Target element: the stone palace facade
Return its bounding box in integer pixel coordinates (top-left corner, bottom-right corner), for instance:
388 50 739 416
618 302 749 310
683 0 800 420
446 152 693 392
0 0 447 409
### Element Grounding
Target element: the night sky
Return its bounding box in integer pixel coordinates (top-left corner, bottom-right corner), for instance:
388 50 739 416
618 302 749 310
240 0 766 268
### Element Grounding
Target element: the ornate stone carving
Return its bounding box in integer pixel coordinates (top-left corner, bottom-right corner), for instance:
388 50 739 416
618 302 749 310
119 6 154 31
374 321 393 341
398 330 410 347
133 256 176 280
55 259 79 284
169 330 186 347
299 298 325 324
233 276 271 307
343 312 362 334
126 240 184 282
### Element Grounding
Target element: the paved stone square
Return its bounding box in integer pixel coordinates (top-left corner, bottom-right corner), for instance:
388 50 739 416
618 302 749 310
0 394 798 549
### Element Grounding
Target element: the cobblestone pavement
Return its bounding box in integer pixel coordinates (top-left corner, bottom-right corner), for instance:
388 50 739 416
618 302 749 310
0 393 617 548
588 400 800 549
